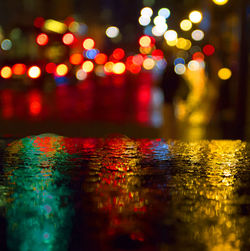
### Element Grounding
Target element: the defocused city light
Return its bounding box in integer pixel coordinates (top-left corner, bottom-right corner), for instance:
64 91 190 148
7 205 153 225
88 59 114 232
44 19 67 34
174 64 186 75
70 53 83 65
143 58 155 70
94 53 108 64
180 19 192 31
203 44 215 56
1 66 12 79
132 54 144 65
191 29 204 41
212 0 229 5
12 64 26 75
153 16 166 26
1 39 12 50
164 30 177 41
82 38 95 50
33 17 45 28
166 39 178 46
28 66 41 78
104 62 114 73
45 63 56 74
113 48 125 60
158 8 171 19
139 16 151 26
188 60 200 71
174 58 185 65
82 61 94 73
140 7 153 17
76 69 87 80
218 68 232 80
85 49 99 59
139 35 152 47
152 49 164 60
106 26 120 38
113 62 126 74
68 21 80 33
62 33 75 45
193 52 205 61
189 11 203 23
36 33 49 46
56 64 68 76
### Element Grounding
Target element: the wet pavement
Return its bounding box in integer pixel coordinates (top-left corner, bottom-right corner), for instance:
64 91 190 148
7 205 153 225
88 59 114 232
0 134 250 250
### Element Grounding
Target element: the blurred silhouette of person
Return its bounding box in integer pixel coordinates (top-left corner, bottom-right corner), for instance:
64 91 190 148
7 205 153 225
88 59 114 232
160 50 189 139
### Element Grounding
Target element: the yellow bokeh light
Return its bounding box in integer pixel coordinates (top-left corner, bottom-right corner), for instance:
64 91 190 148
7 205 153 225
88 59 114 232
69 21 79 33
176 38 187 49
113 62 126 74
139 46 152 54
189 11 203 24
183 39 192 50
83 38 95 50
44 19 67 34
1 66 12 79
218 68 232 80
212 0 228 5
104 62 114 73
56 64 68 76
166 39 178 46
180 19 192 31
82 61 94 73
139 36 151 47
143 58 155 70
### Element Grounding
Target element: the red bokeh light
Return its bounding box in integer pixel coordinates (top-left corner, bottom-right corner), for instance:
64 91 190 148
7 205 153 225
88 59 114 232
112 48 125 60
33 17 45 28
192 52 204 61
45 63 56 74
203 44 215 56
62 33 75 45
12 64 26 75
36 33 48 46
152 49 164 60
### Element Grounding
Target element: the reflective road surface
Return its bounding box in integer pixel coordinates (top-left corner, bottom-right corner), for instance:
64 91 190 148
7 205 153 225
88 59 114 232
0 134 250 250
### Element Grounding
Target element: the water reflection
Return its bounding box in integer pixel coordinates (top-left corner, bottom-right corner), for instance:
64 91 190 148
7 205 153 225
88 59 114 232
1 135 250 250
4 134 74 251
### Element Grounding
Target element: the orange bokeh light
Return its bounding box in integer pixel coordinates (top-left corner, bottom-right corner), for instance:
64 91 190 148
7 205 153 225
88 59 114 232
12 64 26 75
70 53 83 65
1 66 12 79
94 53 108 64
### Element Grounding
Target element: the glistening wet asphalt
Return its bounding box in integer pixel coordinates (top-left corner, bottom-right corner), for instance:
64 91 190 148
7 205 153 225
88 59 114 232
0 134 250 250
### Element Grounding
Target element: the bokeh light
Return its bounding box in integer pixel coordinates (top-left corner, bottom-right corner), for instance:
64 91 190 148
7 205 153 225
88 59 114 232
45 63 56 73
104 62 114 73
33 17 45 28
62 33 75 45
174 64 186 75
36 33 49 46
191 29 204 41
1 39 12 50
143 58 155 70
189 10 203 23
44 19 67 34
76 69 87 81
113 48 125 60
139 35 152 47
56 64 68 76
188 60 200 71
94 53 108 64
141 7 153 17
180 19 192 31
212 0 229 5
218 68 232 80
70 53 83 65
113 62 126 74
153 16 166 26
12 64 26 75
28 66 41 78
82 38 95 50
132 55 144 65
203 44 215 56
139 16 151 26
85 49 99 59
82 61 94 73
174 58 185 65
158 8 171 19
1 66 12 79
69 21 80 33
192 52 204 61
164 30 177 41
106 26 120 38
152 49 164 60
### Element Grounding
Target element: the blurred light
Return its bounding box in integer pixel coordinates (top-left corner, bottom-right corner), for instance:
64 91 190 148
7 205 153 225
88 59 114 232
64 16 74 26
164 30 177 41
104 62 114 73
82 61 94 73
106 26 119 38
36 33 48 46
29 93 42 116
158 8 170 19
192 52 204 61
143 58 155 70
180 19 192 31
174 58 185 65
139 16 151 26
70 53 83 65
139 35 152 47
176 38 187 49
10 28 22 40
152 26 165 36
95 65 106 77
1 66 12 79
190 45 201 54
132 54 144 65
56 64 68 76
83 38 95 50
44 19 67 34
183 39 192 50
176 50 189 60
203 44 215 56
156 59 167 70
85 49 99 59
191 29 204 41
28 66 41 78
33 17 45 28
189 11 203 23
141 7 153 17
153 16 166 26
140 46 152 54
69 21 79 33
113 62 126 74
128 64 141 74
174 64 186 75
113 48 125 60
45 62 56 73
143 0 155 6
12 64 26 75
144 25 153 36
212 0 228 5
78 23 88 35
218 68 232 80
62 33 75 45
1 39 12 50
94 53 108 64
76 69 87 80
166 39 177 46
188 60 200 71
152 49 164 60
